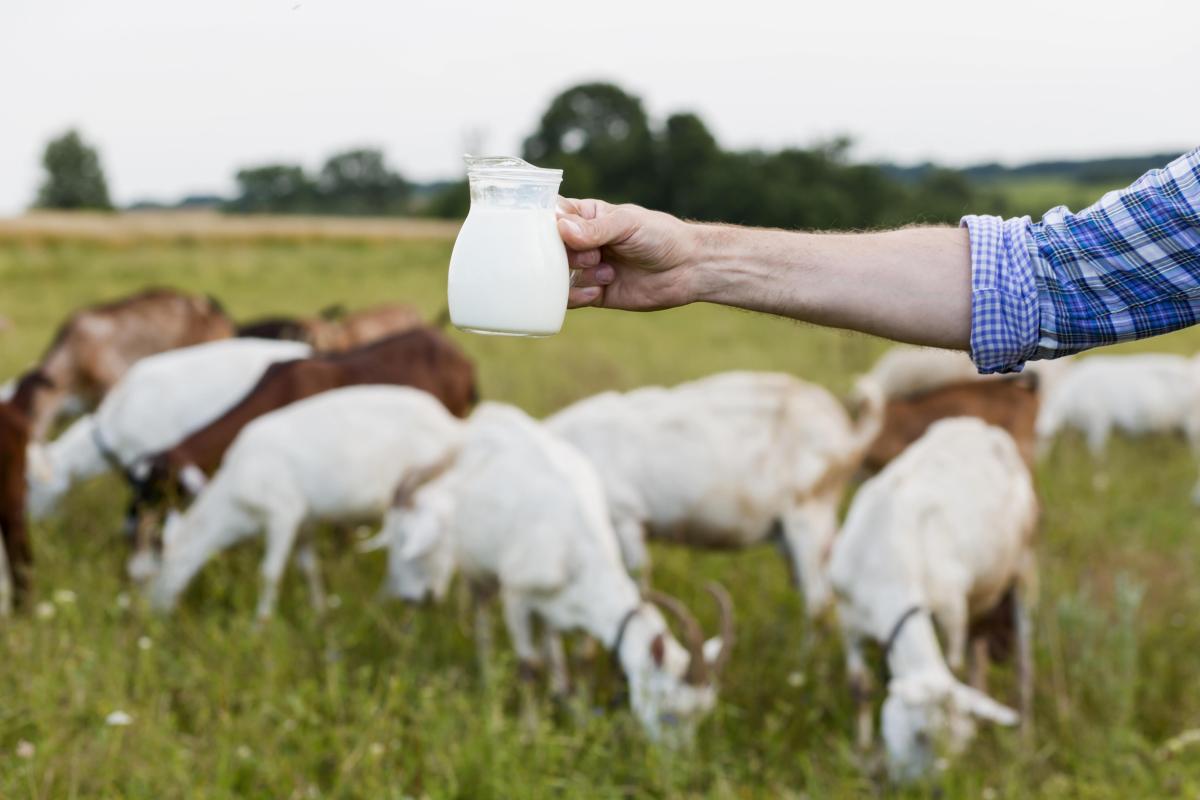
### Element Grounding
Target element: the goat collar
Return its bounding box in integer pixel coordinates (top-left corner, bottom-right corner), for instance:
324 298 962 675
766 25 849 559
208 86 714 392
883 604 927 662
91 423 126 473
610 603 644 669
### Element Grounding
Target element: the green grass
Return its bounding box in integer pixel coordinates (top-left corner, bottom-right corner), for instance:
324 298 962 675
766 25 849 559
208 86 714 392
974 178 1128 220
1 238 1200 798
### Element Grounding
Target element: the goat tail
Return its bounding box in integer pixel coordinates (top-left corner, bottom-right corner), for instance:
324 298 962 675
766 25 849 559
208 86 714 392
847 374 886 464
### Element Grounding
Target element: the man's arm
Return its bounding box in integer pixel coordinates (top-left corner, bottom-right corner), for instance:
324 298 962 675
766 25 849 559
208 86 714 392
558 202 972 349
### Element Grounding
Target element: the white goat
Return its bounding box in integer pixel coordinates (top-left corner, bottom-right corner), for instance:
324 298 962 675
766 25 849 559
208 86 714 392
1034 354 1200 485
852 346 984 403
546 371 881 616
829 417 1036 782
25 338 311 519
379 402 734 742
145 386 461 620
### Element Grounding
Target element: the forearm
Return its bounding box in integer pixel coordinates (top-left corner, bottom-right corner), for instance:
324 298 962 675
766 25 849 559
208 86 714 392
685 224 972 349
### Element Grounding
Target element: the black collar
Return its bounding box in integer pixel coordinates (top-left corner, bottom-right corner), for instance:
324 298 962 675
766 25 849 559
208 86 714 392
610 603 643 669
883 605 927 661
92 423 124 472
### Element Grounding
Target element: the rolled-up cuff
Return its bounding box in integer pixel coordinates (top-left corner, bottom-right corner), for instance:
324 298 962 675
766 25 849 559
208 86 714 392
960 214 1040 374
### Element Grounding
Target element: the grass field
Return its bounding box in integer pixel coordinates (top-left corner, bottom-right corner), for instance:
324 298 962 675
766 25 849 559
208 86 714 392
1 227 1199 798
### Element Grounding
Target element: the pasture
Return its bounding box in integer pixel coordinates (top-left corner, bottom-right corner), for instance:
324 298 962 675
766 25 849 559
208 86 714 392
1 224 1199 798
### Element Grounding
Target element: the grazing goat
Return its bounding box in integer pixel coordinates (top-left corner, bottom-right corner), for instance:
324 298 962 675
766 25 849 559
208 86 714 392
0 402 33 611
862 374 1040 473
1035 354 1200 463
236 304 424 351
16 288 234 439
852 346 984 404
379 402 733 742
145 386 462 620
127 327 476 564
830 417 1036 782
546 371 882 616
26 339 311 522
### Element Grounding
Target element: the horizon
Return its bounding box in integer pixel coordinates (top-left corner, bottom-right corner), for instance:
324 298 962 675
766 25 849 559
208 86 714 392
4 0 1197 213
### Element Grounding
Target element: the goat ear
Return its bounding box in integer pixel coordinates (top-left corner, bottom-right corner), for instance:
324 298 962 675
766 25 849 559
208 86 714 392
179 464 208 496
649 633 666 667
397 506 446 560
26 444 53 483
702 636 723 665
952 684 1019 726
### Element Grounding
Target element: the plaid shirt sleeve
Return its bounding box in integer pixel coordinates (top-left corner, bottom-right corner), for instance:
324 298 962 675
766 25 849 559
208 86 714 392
961 147 1200 373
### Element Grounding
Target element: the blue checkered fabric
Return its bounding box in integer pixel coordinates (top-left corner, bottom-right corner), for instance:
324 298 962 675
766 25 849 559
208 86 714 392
962 147 1200 373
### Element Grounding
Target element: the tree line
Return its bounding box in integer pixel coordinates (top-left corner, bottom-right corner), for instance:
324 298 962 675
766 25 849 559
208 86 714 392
34 82 1174 228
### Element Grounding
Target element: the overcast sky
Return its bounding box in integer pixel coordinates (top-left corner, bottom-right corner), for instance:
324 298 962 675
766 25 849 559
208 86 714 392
2 0 1197 213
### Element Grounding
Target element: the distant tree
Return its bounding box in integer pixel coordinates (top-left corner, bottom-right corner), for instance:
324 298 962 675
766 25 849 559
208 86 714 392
317 148 409 215
35 129 112 210
523 82 658 204
224 164 315 214
659 112 720 217
421 180 469 219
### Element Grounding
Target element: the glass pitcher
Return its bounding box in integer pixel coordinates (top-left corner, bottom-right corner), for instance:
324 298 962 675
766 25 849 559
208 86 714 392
447 156 570 337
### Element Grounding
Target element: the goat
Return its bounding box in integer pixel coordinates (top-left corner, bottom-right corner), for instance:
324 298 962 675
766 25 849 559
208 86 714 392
236 304 425 351
0 402 33 612
144 386 462 620
26 339 311 522
861 374 1040 473
829 417 1037 782
852 346 985 404
546 371 883 616
378 402 733 742
1035 354 1200 461
15 288 234 440
127 327 477 563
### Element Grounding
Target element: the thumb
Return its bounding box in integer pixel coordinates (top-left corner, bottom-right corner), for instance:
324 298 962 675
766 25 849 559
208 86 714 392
557 208 633 250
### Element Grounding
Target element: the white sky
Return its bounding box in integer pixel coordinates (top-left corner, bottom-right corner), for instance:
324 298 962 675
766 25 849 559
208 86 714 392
2 0 1197 213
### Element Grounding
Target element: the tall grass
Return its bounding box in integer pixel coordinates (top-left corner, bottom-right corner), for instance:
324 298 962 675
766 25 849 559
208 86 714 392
0 238 1198 797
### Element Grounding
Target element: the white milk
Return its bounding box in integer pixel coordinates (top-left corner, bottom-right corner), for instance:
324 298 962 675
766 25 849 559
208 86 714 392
448 205 569 336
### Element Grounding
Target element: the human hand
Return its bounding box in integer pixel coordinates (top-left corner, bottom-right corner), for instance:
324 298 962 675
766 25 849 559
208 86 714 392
556 199 699 310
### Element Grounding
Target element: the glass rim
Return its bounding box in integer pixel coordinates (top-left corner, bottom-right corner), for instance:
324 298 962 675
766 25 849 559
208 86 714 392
464 154 563 184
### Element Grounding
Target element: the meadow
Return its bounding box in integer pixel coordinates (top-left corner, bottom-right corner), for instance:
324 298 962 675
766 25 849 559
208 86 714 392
0 222 1199 798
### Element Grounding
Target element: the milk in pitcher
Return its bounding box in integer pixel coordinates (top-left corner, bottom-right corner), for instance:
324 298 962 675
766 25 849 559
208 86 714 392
447 156 570 337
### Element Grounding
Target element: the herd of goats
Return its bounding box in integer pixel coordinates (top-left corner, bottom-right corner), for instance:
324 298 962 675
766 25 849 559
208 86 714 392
0 287 1196 781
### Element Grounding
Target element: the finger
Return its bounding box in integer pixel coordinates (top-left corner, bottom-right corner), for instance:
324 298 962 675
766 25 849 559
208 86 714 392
568 286 603 308
557 209 630 250
567 248 601 269
570 263 616 288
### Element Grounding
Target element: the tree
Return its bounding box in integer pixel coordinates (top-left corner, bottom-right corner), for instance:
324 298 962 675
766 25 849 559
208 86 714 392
224 165 315 214
35 130 112 210
317 148 409 215
523 82 658 204
658 112 720 217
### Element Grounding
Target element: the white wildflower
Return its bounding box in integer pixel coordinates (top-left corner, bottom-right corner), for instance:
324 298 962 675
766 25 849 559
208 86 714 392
369 742 385 757
137 636 153 651
236 744 253 760
116 592 132 610
52 589 76 605
327 594 343 610
15 740 34 759
786 671 805 688
105 710 133 727
35 602 55 620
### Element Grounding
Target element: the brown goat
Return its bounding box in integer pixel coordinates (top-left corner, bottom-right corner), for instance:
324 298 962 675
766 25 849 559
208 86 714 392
236 304 425 352
20 288 234 439
135 325 476 505
0 401 32 609
861 374 1040 474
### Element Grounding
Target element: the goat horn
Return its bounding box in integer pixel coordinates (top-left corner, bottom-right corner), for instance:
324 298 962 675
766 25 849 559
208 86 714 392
705 581 735 676
643 588 708 686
